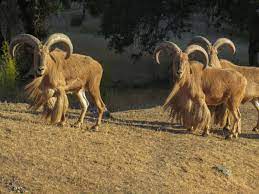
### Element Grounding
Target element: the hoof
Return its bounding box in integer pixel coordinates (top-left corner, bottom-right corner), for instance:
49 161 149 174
57 122 66 127
81 126 89 132
187 126 195 133
71 121 82 128
202 132 210 137
225 134 233 140
90 125 99 131
222 127 230 133
252 127 259 132
234 133 239 139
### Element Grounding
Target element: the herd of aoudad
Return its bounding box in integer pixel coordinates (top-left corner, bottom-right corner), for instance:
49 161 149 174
9 33 259 139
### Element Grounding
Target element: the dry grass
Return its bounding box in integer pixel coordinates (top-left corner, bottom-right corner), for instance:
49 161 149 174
0 88 258 193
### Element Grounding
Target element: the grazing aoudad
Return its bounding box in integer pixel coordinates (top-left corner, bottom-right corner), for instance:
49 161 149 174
10 33 106 130
154 41 247 138
190 36 259 132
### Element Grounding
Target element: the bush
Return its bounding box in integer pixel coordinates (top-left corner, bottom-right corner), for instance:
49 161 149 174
0 41 18 99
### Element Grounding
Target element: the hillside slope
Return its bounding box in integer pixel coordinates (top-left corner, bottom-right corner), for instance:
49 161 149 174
0 90 258 193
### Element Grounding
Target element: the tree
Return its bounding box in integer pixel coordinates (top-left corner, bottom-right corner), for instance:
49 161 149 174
0 0 21 42
200 0 259 66
0 0 66 77
86 0 195 59
0 0 65 46
86 0 259 65
17 0 61 39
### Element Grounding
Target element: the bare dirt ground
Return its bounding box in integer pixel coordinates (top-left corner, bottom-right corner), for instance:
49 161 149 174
0 88 258 193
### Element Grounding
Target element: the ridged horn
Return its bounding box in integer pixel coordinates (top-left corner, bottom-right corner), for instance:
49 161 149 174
44 33 73 59
154 41 181 64
189 36 212 51
9 34 41 58
185 44 209 68
213 38 236 55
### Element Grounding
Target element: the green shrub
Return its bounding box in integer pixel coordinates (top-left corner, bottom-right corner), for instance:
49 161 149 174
0 41 18 99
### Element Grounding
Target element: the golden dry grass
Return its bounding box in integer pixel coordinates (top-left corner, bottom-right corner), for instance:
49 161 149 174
0 88 258 193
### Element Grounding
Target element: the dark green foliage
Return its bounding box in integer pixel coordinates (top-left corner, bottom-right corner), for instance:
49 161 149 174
0 41 18 98
0 0 71 45
85 0 258 60
200 0 257 32
87 0 195 58
17 0 61 39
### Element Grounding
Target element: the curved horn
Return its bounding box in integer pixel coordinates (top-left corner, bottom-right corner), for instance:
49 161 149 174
213 38 236 55
185 44 209 68
189 36 212 51
44 33 73 59
9 34 41 58
191 36 212 46
154 41 181 64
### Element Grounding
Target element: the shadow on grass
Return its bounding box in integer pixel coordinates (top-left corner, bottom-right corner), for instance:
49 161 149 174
0 112 45 125
107 116 188 134
0 107 39 115
1 108 258 139
84 114 259 139
239 133 259 139
210 128 227 137
66 111 189 134
210 128 259 140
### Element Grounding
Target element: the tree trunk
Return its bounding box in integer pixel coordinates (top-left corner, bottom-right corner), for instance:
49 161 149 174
0 31 4 54
82 0 87 20
248 3 259 66
248 40 258 67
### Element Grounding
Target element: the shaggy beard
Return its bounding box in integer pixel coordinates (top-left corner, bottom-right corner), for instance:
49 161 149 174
25 76 68 124
164 90 211 131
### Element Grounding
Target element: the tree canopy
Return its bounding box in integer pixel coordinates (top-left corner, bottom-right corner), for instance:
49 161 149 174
0 0 258 56
85 0 259 57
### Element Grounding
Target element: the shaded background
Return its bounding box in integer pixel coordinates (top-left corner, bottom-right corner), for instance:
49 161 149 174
0 0 259 100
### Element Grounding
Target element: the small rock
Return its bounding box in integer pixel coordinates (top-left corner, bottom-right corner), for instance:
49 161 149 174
213 164 232 177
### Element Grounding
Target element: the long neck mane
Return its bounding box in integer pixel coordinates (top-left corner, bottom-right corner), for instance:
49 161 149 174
163 62 210 130
210 53 222 68
45 53 66 87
